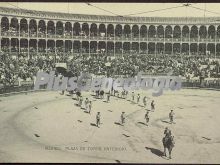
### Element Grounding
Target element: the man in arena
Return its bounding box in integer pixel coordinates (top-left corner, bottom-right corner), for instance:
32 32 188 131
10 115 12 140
164 127 172 138
96 112 101 127
96 90 99 99
121 90 125 99
124 91 128 99
107 92 111 103
169 110 175 124
143 96 147 108
79 96 83 108
137 94 140 104
100 90 104 99
151 100 155 111
121 112 126 126
132 92 135 103
88 101 92 114
84 98 89 110
144 111 149 126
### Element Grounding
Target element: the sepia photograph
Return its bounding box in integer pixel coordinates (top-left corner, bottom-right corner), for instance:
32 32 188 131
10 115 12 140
0 2 220 163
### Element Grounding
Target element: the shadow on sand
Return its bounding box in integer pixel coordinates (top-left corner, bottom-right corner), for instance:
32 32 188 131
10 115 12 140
115 160 121 163
90 123 97 127
122 134 130 137
114 122 122 126
145 147 163 157
137 122 148 126
34 134 40 137
161 120 170 124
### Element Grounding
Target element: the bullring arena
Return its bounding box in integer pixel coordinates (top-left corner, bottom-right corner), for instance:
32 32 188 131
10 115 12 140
0 88 220 163
0 3 220 163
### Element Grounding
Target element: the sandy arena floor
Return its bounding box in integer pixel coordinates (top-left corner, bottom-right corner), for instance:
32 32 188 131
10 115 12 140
0 89 220 163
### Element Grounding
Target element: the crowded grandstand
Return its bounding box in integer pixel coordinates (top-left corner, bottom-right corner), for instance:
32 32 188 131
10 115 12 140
0 6 220 93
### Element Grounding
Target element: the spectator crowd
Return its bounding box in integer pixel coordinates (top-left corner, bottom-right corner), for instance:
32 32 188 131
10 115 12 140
0 51 220 87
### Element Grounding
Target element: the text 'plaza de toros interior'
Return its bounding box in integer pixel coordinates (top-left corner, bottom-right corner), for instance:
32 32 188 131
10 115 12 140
1 6 220 61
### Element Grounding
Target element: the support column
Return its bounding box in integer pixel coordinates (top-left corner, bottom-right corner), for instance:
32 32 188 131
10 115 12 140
206 43 207 57
122 41 123 57
45 20 48 55
88 41 90 57
163 25 165 54
8 17 12 37
54 21 57 39
215 25 217 59
45 39 48 56
189 26 191 56
72 40 74 57
18 18 21 55
8 18 12 57
130 24 132 56
9 38 11 56
63 40 65 58
54 22 57 62
146 25 148 55
36 20 39 39
88 23 91 57
72 22 74 57
198 26 200 57
146 25 148 42
54 39 57 63
189 43 191 56
96 41 98 57
105 23 107 57
113 41 115 57
36 20 39 57
80 40 82 56
0 16 1 52
27 39 29 59
36 39 38 56
45 20 48 38
180 43 182 55
180 25 182 55
27 18 30 59
171 25 174 56
18 38 20 55
138 25 140 54
171 43 173 56
114 24 115 57
215 43 216 59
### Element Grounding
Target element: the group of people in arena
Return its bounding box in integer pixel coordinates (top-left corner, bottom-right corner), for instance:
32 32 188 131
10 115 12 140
67 85 175 158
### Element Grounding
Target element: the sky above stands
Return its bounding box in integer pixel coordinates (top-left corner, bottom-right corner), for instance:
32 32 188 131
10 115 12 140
1 3 220 18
